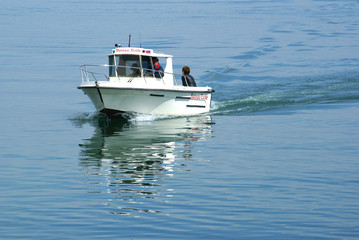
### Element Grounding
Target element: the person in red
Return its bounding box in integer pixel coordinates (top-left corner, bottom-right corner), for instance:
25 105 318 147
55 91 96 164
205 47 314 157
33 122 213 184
152 57 164 78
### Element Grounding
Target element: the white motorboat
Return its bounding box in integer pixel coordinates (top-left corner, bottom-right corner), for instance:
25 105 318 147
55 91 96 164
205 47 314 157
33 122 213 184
78 45 214 117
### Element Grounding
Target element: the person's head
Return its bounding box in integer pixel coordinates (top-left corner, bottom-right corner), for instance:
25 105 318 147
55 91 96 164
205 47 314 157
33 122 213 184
182 66 190 75
152 57 159 65
131 63 139 72
131 63 138 69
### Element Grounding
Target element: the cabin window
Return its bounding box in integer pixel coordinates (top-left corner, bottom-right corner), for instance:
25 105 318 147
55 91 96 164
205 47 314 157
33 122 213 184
108 55 141 77
116 55 140 77
109 55 116 77
142 56 166 77
108 54 166 78
142 56 152 72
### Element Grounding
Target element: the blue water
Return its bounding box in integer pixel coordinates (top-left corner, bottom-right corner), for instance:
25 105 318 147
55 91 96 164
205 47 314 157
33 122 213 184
1 0 359 239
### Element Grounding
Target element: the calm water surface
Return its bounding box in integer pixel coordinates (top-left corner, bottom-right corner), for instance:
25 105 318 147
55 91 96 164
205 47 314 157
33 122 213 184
1 0 359 239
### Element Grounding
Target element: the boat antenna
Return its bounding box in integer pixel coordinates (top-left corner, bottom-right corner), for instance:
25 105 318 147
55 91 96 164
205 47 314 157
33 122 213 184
140 33 142 48
128 34 131 47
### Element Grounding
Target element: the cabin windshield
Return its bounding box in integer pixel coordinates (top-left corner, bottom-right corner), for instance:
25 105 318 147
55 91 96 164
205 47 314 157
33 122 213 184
109 55 141 77
141 56 152 73
108 54 166 78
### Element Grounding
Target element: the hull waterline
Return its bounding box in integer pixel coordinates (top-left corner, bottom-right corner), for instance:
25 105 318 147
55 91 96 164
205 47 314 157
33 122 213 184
78 85 213 117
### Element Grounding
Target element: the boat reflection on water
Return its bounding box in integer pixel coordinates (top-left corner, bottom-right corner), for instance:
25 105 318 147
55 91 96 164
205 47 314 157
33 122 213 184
73 114 214 215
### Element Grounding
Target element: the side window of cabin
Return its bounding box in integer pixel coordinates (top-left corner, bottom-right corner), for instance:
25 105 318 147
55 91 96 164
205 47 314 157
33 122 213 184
152 57 166 72
109 55 116 77
158 57 166 71
141 56 152 72
141 56 166 77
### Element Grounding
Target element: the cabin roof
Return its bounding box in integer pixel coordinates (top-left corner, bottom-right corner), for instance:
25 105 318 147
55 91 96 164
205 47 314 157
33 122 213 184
109 47 172 58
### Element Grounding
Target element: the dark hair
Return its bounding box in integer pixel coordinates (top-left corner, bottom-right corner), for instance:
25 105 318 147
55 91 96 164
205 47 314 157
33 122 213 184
182 66 190 75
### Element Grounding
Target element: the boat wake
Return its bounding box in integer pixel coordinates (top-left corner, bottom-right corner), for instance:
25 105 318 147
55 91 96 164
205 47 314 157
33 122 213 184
68 111 191 127
72 70 359 120
206 70 359 115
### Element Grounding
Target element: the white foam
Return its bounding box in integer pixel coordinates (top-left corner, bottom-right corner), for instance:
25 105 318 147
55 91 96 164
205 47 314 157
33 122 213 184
130 114 173 123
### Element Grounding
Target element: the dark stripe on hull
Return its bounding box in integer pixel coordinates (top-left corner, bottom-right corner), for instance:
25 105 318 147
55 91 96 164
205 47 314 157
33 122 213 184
186 105 206 108
150 94 165 97
176 96 191 100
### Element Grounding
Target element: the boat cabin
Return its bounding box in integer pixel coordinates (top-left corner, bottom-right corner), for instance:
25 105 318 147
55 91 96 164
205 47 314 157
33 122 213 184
108 47 174 87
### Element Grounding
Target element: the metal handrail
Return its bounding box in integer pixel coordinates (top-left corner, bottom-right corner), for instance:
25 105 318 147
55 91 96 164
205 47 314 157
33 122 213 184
80 64 181 86
80 65 109 82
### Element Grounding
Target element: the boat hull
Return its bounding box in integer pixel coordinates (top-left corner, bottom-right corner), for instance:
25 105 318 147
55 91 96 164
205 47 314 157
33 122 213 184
78 85 213 117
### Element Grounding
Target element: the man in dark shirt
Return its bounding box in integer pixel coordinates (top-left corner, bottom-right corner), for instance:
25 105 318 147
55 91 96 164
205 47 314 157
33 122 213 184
181 66 197 87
